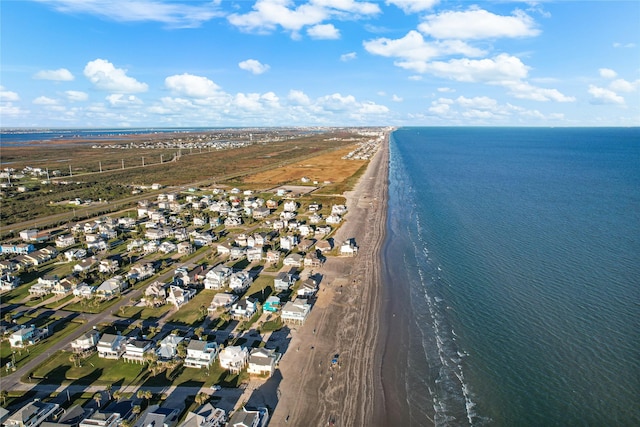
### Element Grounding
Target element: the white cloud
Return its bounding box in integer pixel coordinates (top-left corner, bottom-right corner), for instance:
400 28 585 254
588 85 625 105
437 87 454 92
455 95 498 110
238 59 271 75
504 81 576 102
65 90 89 102
424 54 529 83
228 0 379 36
599 68 617 79
33 68 74 81
33 96 58 105
38 0 222 28
307 23 340 39
392 94 403 102
165 73 221 98
418 7 540 40
427 95 565 124
106 94 143 107
408 75 422 81
613 42 636 48
609 78 639 93
358 101 389 114
386 0 439 14
84 59 148 93
0 86 20 102
288 89 311 105
340 52 357 61
363 30 485 73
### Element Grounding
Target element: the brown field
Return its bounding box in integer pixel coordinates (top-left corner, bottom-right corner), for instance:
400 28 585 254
243 145 366 185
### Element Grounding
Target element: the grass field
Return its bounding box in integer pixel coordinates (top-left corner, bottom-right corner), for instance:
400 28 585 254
243 146 366 186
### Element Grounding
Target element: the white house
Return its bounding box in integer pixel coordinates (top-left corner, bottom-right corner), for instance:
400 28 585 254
274 271 296 292
208 293 237 313
230 298 258 320
246 247 263 263
157 334 184 361
247 348 281 377
123 339 154 363
166 285 196 309
229 271 252 293
71 331 100 354
97 333 127 359
340 240 358 256
283 253 303 267
10 325 48 348
96 276 125 298
279 235 298 251
218 345 248 373
204 265 232 290
184 340 219 369
178 403 226 427
283 200 297 212
4 401 60 427
281 299 312 325
297 278 319 298
55 234 75 248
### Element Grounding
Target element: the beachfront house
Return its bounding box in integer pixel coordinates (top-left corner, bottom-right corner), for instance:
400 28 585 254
247 348 281 377
281 299 312 325
226 407 269 427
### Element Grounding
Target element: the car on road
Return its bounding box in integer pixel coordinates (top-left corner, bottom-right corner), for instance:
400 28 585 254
210 385 221 391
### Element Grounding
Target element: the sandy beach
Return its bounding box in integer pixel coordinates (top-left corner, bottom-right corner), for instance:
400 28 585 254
266 131 391 426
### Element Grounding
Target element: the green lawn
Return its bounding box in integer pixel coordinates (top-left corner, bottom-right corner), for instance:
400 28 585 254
165 290 216 326
114 304 172 321
244 276 273 303
0 318 82 373
30 351 146 385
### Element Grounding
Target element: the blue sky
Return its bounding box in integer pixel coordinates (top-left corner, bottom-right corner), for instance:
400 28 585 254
1 0 638 127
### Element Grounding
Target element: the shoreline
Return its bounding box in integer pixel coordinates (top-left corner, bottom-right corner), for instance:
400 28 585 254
269 130 391 425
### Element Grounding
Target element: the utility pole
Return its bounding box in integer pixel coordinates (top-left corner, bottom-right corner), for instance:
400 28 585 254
122 159 125 170
142 157 145 167
99 161 102 173
160 154 163 164
69 164 73 177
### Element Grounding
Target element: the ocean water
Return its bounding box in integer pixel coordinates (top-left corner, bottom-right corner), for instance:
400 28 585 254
385 127 640 426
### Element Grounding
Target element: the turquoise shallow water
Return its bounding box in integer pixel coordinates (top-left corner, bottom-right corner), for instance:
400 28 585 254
385 127 640 426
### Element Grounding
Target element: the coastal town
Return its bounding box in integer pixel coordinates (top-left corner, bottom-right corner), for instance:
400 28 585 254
0 128 390 427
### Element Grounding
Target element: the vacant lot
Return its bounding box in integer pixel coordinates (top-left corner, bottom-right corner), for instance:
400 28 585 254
243 146 366 185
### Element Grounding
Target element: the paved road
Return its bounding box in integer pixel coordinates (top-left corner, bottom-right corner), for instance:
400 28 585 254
0 247 214 392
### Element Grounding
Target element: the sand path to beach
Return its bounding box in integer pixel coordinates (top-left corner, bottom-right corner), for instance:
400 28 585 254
267 132 390 426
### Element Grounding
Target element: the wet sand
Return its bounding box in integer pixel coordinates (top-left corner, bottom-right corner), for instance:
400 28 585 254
269 131 391 425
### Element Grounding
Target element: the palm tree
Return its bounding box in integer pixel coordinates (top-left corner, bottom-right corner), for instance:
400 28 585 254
93 392 102 408
106 384 112 401
69 353 81 368
132 405 141 417
0 390 8 406
195 392 208 406
113 390 122 402
194 327 204 340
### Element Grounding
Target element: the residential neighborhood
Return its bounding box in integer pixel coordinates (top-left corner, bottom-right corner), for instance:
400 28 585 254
0 181 362 427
